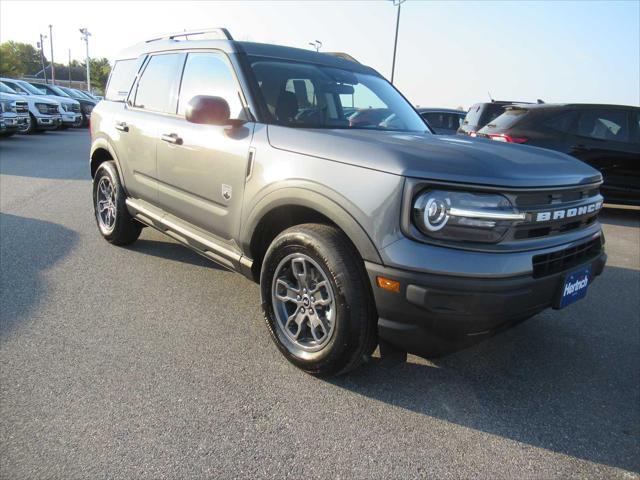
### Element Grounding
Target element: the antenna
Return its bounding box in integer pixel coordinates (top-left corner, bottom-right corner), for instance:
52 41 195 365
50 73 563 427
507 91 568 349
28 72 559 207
487 91 494 102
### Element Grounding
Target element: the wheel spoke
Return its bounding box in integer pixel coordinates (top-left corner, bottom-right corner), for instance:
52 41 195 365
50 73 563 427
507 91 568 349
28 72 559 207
291 257 309 289
275 279 299 303
314 295 332 307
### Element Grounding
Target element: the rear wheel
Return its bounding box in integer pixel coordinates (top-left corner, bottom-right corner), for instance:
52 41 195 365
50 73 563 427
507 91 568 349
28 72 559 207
260 224 377 377
93 161 141 245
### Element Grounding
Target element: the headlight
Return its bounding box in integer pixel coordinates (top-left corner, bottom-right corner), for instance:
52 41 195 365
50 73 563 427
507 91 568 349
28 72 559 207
61 103 71 112
0 100 11 113
35 103 49 114
412 190 525 243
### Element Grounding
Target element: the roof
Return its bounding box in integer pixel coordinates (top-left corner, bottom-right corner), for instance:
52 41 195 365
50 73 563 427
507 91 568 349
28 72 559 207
115 32 378 75
506 103 639 111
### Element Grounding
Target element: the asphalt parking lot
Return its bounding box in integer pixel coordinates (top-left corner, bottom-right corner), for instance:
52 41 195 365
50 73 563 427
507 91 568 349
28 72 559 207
1 130 639 479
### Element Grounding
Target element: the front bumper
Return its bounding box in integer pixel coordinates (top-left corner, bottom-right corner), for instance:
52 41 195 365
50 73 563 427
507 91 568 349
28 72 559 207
366 235 606 357
61 112 82 126
0 115 20 132
34 114 62 129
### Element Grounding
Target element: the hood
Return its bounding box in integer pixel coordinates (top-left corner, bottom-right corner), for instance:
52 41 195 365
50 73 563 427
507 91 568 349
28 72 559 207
39 94 79 106
266 126 602 188
0 92 28 102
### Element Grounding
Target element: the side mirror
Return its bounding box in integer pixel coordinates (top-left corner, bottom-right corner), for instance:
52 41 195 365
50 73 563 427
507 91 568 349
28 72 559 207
185 95 234 126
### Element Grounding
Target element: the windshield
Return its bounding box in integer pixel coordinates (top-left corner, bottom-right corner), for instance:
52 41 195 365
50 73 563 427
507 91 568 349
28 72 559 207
46 84 71 97
16 80 47 95
0 82 17 94
248 56 427 132
60 86 84 99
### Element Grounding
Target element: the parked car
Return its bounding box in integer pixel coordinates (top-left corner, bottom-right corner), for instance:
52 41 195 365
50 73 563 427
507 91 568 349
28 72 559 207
28 82 83 127
90 28 606 376
418 108 466 135
0 78 79 130
477 103 640 206
348 108 391 128
0 80 60 133
56 86 96 126
0 82 30 134
458 100 531 136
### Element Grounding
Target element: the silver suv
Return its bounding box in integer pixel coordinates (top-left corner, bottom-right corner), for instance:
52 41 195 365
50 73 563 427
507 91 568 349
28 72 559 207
90 29 606 376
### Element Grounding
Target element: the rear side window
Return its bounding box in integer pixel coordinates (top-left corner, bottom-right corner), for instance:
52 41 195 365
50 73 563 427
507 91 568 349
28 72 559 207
575 110 630 143
177 52 244 117
462 104 481 126
423 112 464 130
134 53 184 113
543 111 577 132
105 58 144 102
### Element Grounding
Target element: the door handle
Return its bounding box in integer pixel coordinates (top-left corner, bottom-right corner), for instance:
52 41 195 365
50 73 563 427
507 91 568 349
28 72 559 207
114 121 129 132
161 133 183 145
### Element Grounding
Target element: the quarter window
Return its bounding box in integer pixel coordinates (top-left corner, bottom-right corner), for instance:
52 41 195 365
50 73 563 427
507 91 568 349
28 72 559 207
543 111 577 132
177 52 244 118
134 53 183 113
575 110 629 143
106 57 144 102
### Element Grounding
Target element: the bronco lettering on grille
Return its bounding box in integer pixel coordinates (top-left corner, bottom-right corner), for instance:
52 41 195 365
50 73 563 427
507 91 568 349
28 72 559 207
534 201 602 222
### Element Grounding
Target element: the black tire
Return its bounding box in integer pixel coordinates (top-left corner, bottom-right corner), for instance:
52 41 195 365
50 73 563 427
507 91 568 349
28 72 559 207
23 113 37 134
93 161 141 245
260 223 377 377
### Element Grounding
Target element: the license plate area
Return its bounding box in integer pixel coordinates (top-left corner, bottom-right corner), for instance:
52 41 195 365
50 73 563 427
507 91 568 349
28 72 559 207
555 266 591 309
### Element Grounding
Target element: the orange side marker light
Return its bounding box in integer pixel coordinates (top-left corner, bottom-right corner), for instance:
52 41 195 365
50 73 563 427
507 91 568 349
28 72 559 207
376 276 400 293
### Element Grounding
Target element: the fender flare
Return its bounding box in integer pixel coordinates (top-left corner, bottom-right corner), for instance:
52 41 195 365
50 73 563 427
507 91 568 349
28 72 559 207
241 186 382 264
89 137 128 193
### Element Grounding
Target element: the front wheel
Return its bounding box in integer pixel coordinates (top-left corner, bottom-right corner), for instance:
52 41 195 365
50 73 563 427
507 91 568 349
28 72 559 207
260 224 377 377
93 161 141 245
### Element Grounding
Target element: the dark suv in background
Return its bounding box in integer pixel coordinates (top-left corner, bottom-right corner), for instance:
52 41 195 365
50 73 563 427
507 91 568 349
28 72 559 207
418 108 466 135
458 100 529 136
477 104 640 206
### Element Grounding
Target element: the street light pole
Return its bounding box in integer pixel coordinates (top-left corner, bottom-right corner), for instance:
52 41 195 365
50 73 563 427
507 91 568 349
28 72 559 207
308 40 322 52
79 28 91 92
68 49 72 87
390 0 406 84
48 24 55 83
38 34 48 84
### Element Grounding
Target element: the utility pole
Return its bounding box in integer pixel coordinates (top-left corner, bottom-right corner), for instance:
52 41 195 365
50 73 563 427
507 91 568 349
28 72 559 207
38 34 48 84
68 49 72 87
48 24 55 83
79 28 91 92
390 0 406 84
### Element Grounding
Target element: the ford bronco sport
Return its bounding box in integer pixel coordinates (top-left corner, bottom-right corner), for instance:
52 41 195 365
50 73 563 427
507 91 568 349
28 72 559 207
90 28 606 376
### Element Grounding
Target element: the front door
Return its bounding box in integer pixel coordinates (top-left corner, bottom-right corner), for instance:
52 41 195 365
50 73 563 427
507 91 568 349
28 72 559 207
155 51 254 242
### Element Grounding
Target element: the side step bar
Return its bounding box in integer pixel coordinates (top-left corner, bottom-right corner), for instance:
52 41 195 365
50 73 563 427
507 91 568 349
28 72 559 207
126 198 254 278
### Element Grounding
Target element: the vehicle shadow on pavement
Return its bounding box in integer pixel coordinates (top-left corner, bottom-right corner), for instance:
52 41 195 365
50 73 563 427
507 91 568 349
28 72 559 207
123 237 227 270
332 264 640 473
0 213 78 336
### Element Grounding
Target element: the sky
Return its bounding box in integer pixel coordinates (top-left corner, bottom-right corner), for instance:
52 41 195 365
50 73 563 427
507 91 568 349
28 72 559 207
1 0 638 109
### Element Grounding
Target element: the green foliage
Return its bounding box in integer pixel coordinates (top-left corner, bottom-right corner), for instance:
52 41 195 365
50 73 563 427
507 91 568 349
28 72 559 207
0 41 43 77
87 57 111 94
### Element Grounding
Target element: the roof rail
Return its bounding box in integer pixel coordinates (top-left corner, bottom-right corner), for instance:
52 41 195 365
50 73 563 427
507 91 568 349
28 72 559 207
146 28 233 43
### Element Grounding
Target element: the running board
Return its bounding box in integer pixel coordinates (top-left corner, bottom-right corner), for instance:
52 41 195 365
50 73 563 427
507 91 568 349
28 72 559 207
125 198 253 277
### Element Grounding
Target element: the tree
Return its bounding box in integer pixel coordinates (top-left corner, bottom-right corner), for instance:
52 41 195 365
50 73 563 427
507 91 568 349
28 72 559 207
0 41 43 77
81 57 111 94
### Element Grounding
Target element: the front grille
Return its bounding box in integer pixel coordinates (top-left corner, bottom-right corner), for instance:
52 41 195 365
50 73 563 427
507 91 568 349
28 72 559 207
532 236 602 278
13 102 28 114
505 184 603 241
45 104 59 115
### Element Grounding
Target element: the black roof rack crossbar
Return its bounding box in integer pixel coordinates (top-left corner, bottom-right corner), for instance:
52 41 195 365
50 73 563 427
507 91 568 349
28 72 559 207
146 28 233 43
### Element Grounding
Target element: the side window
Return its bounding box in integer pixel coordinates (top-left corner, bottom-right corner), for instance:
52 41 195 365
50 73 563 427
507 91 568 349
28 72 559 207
134 53 183 113
177 52 244 117
423 112 444 129
543 111 577 133
106 57 144 102
575 110 629 143
285 79 315 108
633 111 640 143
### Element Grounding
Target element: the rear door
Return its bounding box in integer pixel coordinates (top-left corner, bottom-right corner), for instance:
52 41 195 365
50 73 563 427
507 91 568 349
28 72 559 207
119 53 185 203
567 108 639 202
155 50 254 242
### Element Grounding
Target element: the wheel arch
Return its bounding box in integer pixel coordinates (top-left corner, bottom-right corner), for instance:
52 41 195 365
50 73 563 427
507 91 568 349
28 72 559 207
242 187 382 281
90 138 127 192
